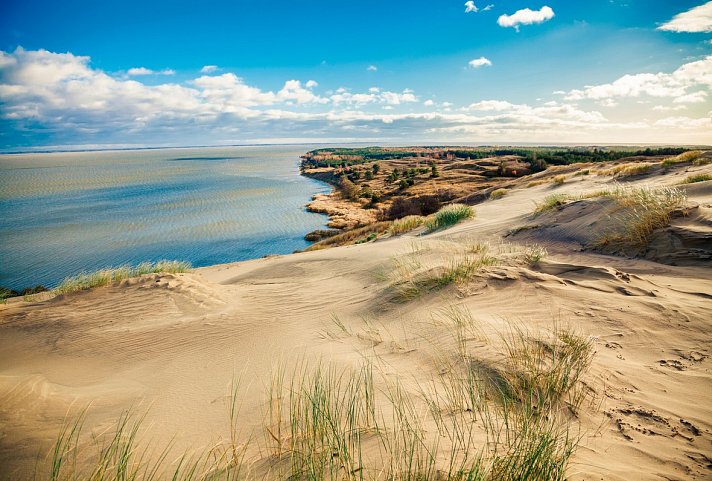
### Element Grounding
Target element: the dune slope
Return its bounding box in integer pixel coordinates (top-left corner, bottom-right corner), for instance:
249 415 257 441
1 165 711 480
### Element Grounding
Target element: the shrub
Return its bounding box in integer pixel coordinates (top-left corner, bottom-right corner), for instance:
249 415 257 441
552 175 565 185
385 195 441 220
339 176 359 200
425 204 475 232
490 188 508 200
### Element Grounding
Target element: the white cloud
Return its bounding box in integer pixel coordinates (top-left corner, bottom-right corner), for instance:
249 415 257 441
468 56 492 68
468 100 516 111
652 105 687 112
565 55 712 101
305 80 318 88
277 80 328 104
465 1 478 13
367 65 378 71
673 90 708 103
2 47 711 147
200 65 218 73
127 67 175 76
498 6 554 31
483 4 494 11
658 1 712 33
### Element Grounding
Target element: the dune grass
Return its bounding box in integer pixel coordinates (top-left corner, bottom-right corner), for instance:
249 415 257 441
490 188 508 200
425 204 475 232
533 194 571 215
681 173 712 184
596 162 653 178
661 150 704 167
54 260 191 294
43 306 594 481
306 222 392 251
389 215 426 235
597 185 687 249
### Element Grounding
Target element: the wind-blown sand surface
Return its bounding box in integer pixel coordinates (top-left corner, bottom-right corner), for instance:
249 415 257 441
1 164 711 480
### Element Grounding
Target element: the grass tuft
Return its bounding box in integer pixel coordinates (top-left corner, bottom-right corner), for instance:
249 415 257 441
662 150 703 167
490 188 508 200
597 185 687 249
425 204 475 232
534 194 570 215
389 215 426 235
55 260 191 294
681 173 712 184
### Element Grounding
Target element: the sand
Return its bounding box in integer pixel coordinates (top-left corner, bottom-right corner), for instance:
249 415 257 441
1 161 711 480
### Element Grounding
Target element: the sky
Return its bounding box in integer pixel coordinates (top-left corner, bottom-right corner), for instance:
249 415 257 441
0 0 711 150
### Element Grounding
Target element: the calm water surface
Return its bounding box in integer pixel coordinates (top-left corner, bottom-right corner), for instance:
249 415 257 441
0 145 331 290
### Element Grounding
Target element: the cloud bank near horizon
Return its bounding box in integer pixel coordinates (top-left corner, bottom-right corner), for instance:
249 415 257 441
0 47 710 149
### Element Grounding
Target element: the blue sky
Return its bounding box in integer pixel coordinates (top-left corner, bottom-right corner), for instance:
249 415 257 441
1 0 711 149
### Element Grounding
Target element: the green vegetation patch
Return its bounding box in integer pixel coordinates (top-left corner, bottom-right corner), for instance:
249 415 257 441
55 260 191 294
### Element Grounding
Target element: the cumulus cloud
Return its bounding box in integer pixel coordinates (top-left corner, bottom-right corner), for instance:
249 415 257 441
367 65 378 71
565 55 712 102
200 65 218 73
127 67 175 76
483 4 494 11
1 47 711 147
468 57 492 68
497 6 554 31
658 1 712 33
465 1 478 13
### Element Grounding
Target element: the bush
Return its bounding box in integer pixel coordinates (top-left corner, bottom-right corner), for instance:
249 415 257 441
385 195 441 220
426 204 475 232
339 176 359 200
552 175 566 185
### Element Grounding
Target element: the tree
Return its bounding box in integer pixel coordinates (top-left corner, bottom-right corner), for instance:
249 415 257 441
340 176 359 201
430 162 439 178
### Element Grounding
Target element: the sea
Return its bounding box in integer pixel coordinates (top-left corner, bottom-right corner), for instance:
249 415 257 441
0 145 333 290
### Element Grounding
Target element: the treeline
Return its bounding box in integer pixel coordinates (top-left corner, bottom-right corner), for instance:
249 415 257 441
302 146 693 171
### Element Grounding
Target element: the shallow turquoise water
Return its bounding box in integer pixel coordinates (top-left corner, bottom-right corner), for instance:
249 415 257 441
0 145 331 290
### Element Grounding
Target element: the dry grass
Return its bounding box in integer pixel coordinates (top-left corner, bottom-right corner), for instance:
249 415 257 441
533 194 571 215
661 150 704 167
527 180 546 188
490 188 508 200
597 185 688 249
551 175 566 185
306 222 392 251
596 162 652 178
54 261 191 294
389 215 426 235
681 173 712 184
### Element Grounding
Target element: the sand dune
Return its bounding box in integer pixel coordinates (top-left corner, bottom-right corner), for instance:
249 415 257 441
1 163 711 480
